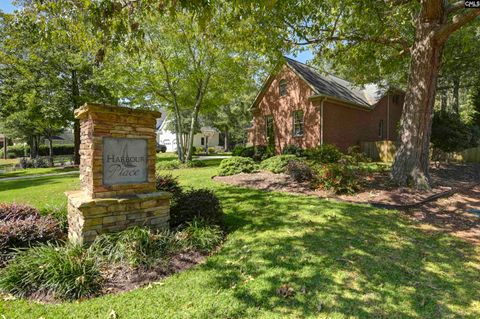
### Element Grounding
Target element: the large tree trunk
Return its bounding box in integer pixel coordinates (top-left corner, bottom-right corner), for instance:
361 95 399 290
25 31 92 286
72 70 81 165
452 78 460 114
391 4 445 189
224 127 228 151
185 104 201 161
48 138 54 167
391 1 480 189
440 89 447 113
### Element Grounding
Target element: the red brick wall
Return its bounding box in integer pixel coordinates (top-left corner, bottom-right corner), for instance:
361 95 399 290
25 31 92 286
322 95 403 151
250 65 320 153
249 65 404 153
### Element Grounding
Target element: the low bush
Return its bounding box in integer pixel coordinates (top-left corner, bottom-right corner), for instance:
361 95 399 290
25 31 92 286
208 147 216 154
218 156 256 176
232 145 256 158
313 163 360 194
1 144 75 158
156 159 206 171
155 174 183 196
259 155 297 173
286 160 315 182
170 189 224 227
156 159 182 170
253 145 275 161
304 144 342 163
0 244 102 300
282 144 304 157
177 219 223 252
346 146 371 163
0 203 40 221
19 157 50 169
0 203 63 261
183 160 206 168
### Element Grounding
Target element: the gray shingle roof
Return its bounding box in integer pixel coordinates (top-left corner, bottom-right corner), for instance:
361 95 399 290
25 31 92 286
285 57 382 108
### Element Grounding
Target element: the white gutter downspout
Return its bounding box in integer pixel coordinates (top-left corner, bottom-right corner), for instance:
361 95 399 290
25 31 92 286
320 97 327 146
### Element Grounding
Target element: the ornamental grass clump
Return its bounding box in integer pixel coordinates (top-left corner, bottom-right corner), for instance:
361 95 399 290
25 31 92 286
218 156 256 176
177 219 224 252
0 244 102 300
89 227 172 267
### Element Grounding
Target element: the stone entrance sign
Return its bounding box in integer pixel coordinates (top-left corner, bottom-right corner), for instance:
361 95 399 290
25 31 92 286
66 103 171 244
103 137 148 185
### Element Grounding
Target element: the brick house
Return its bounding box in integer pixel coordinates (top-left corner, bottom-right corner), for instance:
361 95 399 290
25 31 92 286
248 57 404 152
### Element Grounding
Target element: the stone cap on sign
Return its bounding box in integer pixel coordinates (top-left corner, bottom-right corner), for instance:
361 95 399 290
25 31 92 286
74 103 162 120
65 190 172 209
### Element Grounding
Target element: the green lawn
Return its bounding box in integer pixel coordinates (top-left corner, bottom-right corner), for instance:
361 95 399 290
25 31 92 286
0 166 78 179
0 165 479 318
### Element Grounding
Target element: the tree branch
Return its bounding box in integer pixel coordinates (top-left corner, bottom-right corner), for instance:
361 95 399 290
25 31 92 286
435 8 480 43
446 1 466 15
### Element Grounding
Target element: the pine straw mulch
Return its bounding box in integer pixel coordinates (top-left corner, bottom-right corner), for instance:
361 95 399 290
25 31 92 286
214 163 480 244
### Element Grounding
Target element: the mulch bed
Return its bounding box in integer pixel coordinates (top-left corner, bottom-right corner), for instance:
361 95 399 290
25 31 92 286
214 163 480 244
102 250 206 295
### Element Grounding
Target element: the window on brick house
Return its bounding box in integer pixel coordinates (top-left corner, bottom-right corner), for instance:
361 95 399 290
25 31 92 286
201 137 205 145
378 120 384 139
279 79 288 96
293 111 304 136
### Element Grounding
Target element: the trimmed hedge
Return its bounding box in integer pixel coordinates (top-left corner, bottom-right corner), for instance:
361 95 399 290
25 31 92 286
218 156 257 176
259 155 298 173
0 144 75 158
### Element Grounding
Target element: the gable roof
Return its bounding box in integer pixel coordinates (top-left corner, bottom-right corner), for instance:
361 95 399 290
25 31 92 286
251 57 387 110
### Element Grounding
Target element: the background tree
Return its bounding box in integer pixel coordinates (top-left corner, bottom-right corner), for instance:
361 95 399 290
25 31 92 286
0 1 117 164
96 7 263 161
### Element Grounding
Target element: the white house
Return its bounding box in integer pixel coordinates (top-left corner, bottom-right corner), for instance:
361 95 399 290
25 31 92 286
156 113 221 152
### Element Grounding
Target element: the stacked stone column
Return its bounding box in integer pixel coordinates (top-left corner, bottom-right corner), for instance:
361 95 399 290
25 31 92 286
66 103 170 244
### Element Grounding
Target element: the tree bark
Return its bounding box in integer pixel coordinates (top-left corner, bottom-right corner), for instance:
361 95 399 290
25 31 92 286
72 69 81 165
224 127 228 151
452 78 460 114
391 1 480 189
3 136 7 160
48 138 54 167
440 89 447 113
391 2 445 189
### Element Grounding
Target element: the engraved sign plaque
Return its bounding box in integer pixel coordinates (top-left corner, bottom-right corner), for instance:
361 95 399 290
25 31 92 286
103 137 148 186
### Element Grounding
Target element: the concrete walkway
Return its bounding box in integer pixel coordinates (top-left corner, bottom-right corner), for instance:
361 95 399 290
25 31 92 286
0 170 79 182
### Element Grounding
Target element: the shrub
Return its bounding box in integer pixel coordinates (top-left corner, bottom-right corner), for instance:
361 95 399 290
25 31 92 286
232 145 246 156
19 158 33 169
218 156 256 176
1 144 75 158
155 174 183 196
253 145 275 161
259 155 297 173
170 189 224 227
156 159 182 170
208 147 216 154
304 144 342 163
241 146 255 158
0 203 40 221
282 144 304 157
183 160 206 168
177 219 223 252
0 203 63 262
0 244 102 300
346 146 370 163
286 160 314 182
313 163 360 194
